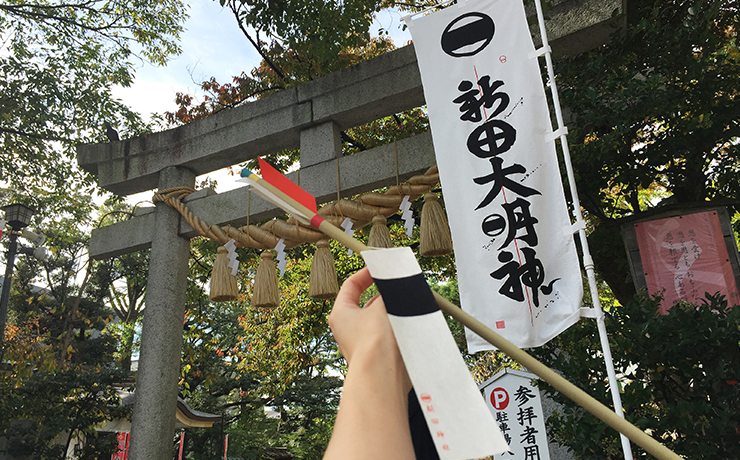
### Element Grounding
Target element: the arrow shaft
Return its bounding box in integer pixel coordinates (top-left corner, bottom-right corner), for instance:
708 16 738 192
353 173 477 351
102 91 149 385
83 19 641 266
241 171 680 460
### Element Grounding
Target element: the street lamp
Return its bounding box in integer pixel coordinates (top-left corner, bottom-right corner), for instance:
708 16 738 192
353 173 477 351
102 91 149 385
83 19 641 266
0 203 37 360
3 203 35 230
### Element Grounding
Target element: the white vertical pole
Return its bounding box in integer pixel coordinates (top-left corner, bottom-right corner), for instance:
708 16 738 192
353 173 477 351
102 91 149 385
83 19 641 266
531 1 634 459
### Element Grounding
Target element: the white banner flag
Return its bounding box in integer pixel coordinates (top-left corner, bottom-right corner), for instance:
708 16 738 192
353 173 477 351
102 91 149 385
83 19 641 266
407 0 583 351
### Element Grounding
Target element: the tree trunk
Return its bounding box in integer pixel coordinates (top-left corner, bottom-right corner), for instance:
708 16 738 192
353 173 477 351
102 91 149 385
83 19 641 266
120 321 136 372
587 223 637 306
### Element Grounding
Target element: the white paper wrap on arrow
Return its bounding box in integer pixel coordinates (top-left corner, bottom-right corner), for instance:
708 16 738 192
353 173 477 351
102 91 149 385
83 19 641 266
362 247 508 460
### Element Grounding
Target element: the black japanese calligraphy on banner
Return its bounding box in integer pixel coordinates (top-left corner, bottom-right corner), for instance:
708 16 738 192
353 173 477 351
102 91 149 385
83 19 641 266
408 0 583 351
441 12 495 57
451 76 557 308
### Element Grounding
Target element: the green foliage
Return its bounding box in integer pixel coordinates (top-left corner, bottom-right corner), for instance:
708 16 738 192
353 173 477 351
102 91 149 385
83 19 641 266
91 247 149 371
531 294 740 459
0 367 129 460
556 0 740 304
173 236 349 459
166 35 400 121
2 1 439 458
562 0 739 219
1 205 132 458
344 107 430 155
175 216 472 459
222 0 390 71
0 0 187 213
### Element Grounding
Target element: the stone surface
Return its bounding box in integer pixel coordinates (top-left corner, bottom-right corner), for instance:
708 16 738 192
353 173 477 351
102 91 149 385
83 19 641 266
530 0 626 56
77 0 624 197
128 166 195 460
78 89 311 196
297 45 424 130
299 121 342 167
88 132 435 259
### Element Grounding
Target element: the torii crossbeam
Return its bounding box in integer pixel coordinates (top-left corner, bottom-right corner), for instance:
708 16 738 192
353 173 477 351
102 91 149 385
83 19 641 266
78 5 627 457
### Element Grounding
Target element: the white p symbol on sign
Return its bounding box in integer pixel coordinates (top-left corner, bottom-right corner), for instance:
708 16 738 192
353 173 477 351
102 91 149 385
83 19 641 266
491 387 509 410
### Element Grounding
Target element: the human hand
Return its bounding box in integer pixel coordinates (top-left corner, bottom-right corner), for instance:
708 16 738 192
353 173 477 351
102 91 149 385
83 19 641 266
324 267 415 460
329 267 411 392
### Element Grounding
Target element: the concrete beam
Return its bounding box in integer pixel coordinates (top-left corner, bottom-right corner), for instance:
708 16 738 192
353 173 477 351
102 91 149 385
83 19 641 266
78 0 625 197
296 45 424 130
78 89 312 196
535 0 626 57
78 46 423 197
89 132 436 259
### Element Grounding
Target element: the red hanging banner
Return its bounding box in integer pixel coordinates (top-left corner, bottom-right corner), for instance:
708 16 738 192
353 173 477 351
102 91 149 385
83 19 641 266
634 210 739 313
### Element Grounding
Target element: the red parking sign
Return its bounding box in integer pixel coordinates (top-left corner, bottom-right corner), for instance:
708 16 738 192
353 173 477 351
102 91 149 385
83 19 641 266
490 387 509 410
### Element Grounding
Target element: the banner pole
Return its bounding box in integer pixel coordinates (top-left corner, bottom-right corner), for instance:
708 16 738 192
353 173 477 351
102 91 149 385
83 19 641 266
531 1 634 459
240 165 682 460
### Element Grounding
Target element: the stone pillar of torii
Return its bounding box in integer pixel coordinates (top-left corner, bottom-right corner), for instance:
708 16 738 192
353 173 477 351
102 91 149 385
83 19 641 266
79 46 434 460
77 7 617 457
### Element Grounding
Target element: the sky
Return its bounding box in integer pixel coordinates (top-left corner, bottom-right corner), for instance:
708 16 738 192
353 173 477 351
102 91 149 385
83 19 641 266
111 0 259 121
102 2 413 355
111 0 411 199
112 0 412 124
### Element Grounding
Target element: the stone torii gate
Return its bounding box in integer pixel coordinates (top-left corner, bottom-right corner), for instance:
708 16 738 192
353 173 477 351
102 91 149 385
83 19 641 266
77 5 621 458
81 46 432 460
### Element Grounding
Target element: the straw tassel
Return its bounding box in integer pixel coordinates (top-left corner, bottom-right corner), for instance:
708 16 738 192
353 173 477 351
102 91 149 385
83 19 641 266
252 250 280 308
368 215 393 248
419 192 453 257
308 239 339 300
209 246 239 302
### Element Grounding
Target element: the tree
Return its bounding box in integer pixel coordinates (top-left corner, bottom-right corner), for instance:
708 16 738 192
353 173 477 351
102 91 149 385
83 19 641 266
138 2 740 458
1 1 443 457
0 201 142 459
164 0 431 136
5 214 118 366
0 0 188 214
558 0 740 303
102 249 148 372
166 35 397 124
174 236 361 460
534 5 740 455
88 202 151 372
1 367 129 460
219 0 395 82
531 293 740 459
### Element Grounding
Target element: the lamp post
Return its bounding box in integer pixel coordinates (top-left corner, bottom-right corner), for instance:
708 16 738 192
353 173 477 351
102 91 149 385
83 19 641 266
0 203 36 360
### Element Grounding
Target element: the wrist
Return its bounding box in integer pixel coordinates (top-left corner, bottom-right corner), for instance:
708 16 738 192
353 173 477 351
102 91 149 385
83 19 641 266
347 339 411 395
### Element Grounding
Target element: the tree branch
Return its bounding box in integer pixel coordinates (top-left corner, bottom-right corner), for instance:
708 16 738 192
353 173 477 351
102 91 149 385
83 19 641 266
340 131 367 151
227 0 287 81
1 0 99 11
0 126 66 142
0 4 129 34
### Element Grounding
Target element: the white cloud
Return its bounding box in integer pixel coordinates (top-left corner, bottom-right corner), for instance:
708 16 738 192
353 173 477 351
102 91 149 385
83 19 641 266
112 0 260 121
109 2 412 200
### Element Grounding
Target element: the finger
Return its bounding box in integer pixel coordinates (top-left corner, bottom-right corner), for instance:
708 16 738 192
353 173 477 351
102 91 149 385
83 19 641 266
334 267 374 309
363 293 383 309
329 268 372 334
